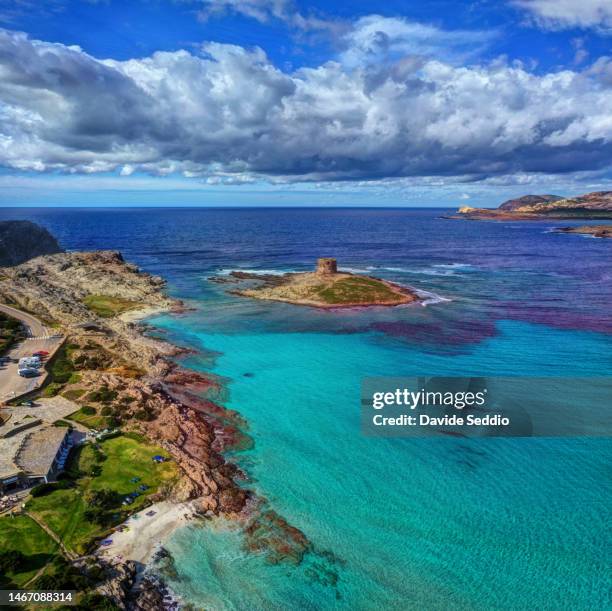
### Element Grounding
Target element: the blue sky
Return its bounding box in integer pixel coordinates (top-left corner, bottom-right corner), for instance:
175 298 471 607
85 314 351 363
0 0 611 206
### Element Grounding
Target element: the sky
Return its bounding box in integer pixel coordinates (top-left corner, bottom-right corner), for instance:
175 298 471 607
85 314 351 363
0 0 611 207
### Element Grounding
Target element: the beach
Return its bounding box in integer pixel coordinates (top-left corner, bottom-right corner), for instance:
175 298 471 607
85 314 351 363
97 501 200 566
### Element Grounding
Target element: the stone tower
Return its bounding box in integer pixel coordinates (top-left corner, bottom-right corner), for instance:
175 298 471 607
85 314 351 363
316 257 337 275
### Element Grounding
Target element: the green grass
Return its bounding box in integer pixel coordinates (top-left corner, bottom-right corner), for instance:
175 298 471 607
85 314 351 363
42 382 64 397
0 515 58 587
62 387 85 401
83 294 141 318
26 435 177 555
315 276 400 304
48 346 76 384
68 407 109 430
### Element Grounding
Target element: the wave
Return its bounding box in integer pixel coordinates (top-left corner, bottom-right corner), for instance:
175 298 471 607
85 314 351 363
341 263 475 276
412 288 453 306
214 267 293 276
338 266 375 274
383 263 476 277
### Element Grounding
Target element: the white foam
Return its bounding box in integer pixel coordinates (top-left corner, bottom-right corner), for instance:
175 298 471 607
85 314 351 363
338 266 375 274
215 268 292 276
413 288 453 306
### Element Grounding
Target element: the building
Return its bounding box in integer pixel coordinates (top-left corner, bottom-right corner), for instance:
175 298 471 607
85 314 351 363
0 420 72 495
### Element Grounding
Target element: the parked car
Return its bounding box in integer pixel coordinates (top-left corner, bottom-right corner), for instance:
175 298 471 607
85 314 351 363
18 357 41 370
20 400 35 407
19 368 39 378
32 351 49 358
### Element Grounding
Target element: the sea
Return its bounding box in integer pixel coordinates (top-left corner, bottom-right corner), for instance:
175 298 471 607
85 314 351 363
0 207 610 610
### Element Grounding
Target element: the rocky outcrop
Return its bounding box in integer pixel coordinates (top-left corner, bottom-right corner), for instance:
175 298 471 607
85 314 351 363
498 194 563 211
0 220 63 267
0 251 178 370
454 191 612 221
554 225 612 238
94 559 137 610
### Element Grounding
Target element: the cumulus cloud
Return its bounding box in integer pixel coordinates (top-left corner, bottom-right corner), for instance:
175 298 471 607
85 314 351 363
513 0 612 30
0 27 611 183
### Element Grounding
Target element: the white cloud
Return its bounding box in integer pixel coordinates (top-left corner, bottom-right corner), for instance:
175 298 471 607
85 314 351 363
513 0 612 30
194 0 340 33
0 27 611 184
339 15 495 68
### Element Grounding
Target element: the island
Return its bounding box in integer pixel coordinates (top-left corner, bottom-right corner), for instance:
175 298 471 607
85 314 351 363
553 225 612 238
450 191 612 221
229 258 419 308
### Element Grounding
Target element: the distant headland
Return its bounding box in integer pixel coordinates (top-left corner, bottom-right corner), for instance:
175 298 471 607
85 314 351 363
449 191 612 221
553 225 612 238
227 258 419 308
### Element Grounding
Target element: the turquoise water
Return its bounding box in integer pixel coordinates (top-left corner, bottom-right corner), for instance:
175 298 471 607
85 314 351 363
154 316 611 610
5 208 608 609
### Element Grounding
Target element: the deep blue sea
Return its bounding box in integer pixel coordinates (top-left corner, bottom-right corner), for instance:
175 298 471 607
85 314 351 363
1 207 610 610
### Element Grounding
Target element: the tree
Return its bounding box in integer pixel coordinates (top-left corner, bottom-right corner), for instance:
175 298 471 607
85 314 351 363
0 550 26 573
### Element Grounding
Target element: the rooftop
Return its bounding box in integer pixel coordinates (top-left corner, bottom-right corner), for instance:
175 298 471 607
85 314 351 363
15 426 68 477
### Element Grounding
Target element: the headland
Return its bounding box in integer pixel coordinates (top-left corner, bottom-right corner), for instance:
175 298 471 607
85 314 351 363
449 191 612 221
553 225 612 238
0 228 310 607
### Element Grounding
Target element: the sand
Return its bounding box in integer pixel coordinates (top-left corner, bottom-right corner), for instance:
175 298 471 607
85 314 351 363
118 305 169 324
96 500 199 565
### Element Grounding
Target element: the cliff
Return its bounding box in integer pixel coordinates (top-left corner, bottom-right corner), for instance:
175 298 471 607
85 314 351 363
0 220 63 267
498 194 563 211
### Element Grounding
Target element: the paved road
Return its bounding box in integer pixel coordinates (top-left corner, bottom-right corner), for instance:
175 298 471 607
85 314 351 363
0 303 49 338
0 303 64 403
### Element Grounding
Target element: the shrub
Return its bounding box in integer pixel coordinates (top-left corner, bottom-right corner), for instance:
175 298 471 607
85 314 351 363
85 489 121 510
35 557 90 591
86 386 118 404
76 593 122 611
81 405 96 416
62 388 85 400
42 382 63 397
53 419 73 428
50 352 75 384
83 507 113 526
0 550 26 573
30 480 72 497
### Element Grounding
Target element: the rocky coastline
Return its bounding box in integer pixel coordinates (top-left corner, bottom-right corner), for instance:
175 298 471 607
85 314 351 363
449 190 612 221
0 248 312 608
553 225 612 238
